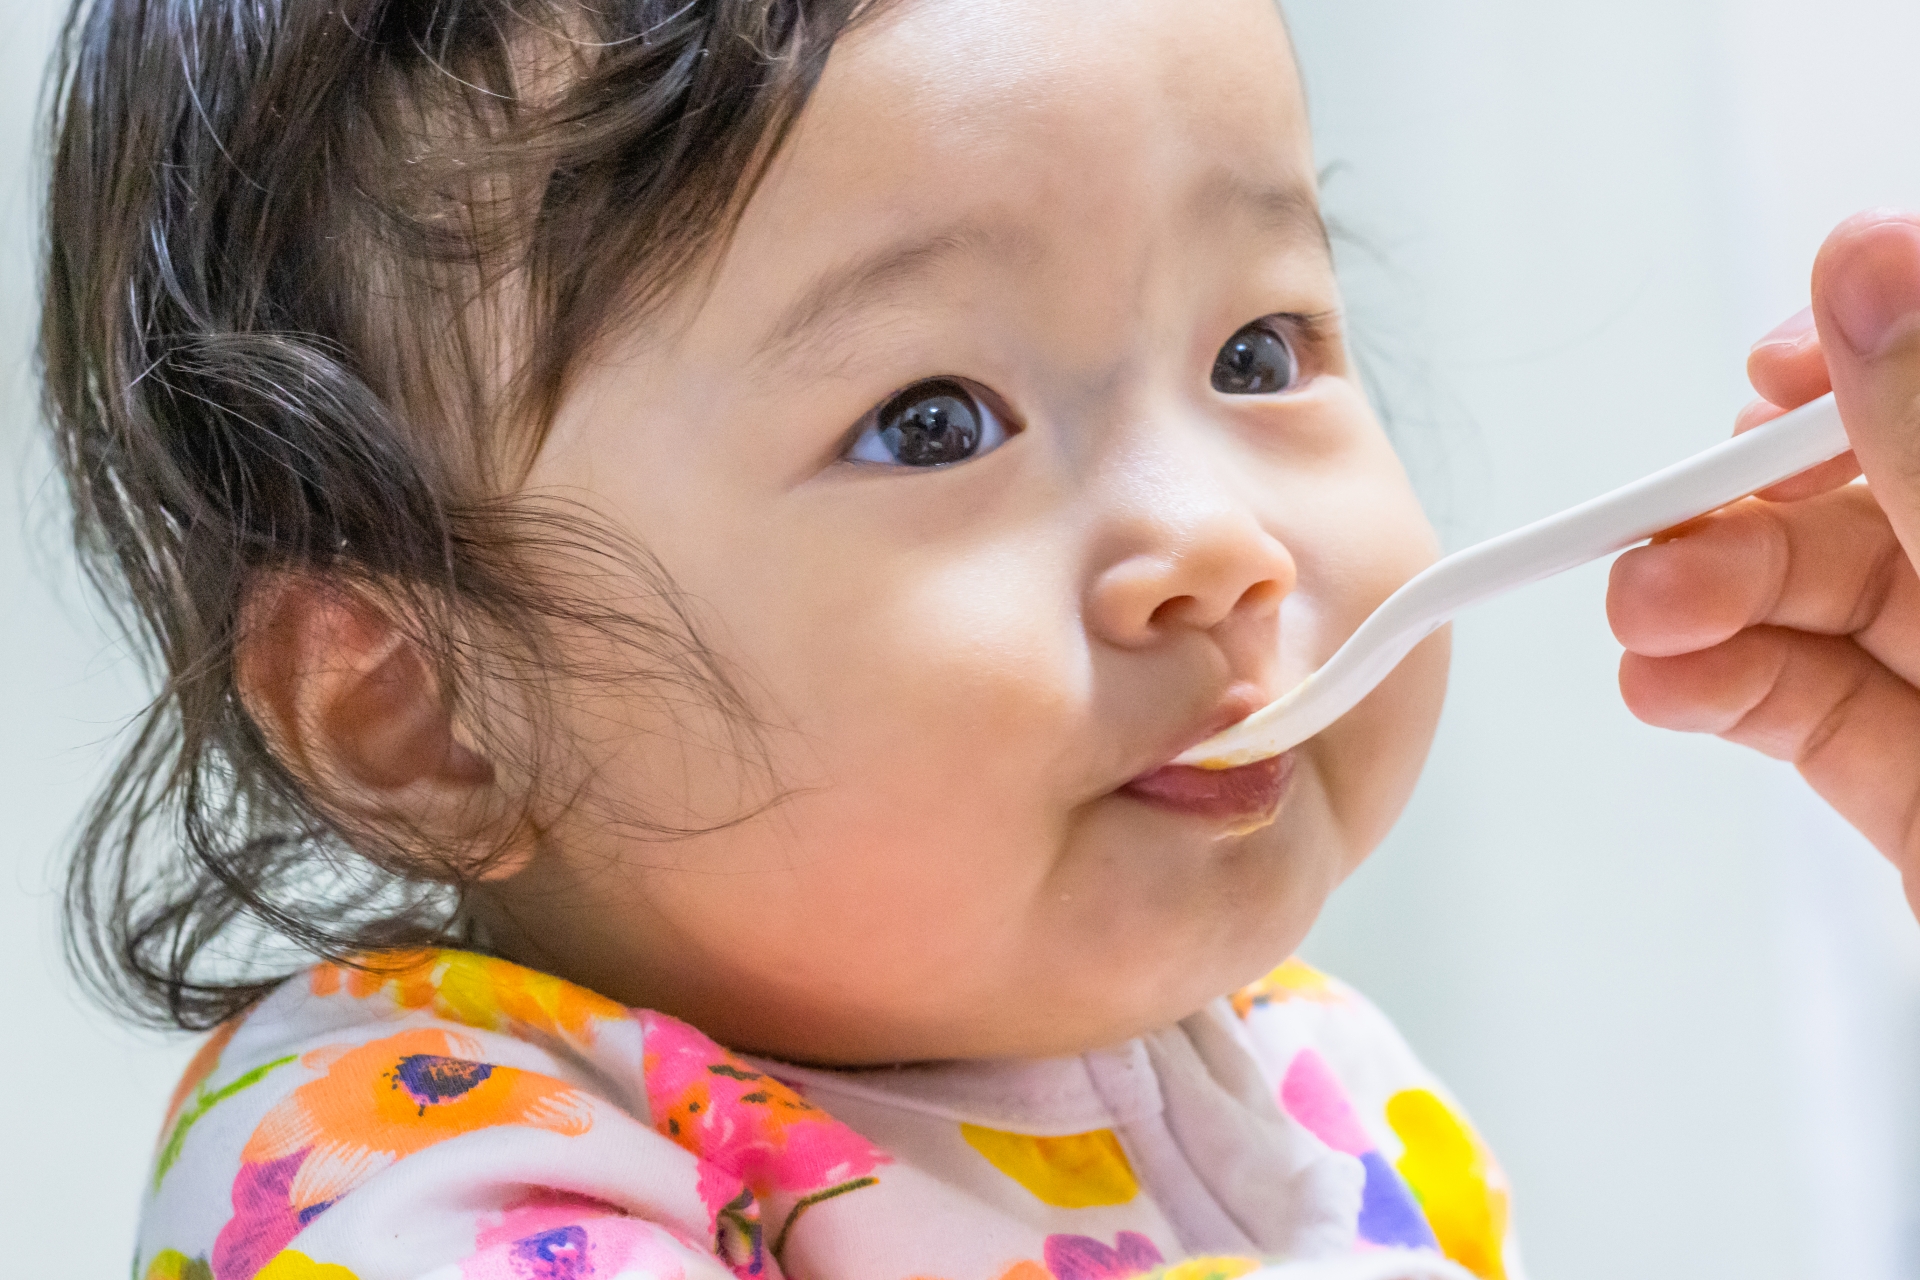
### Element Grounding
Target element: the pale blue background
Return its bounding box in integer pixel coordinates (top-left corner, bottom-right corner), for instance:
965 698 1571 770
4 2 1920 1276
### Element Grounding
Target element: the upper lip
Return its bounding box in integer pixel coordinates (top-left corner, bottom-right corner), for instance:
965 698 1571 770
1128 686 1272 783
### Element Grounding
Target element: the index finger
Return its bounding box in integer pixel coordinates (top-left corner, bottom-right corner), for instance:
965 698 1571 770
1744 307 1859 500
1748 306 1831 408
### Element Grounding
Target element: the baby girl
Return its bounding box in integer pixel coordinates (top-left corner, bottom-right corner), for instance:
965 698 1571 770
45 0 1641 1276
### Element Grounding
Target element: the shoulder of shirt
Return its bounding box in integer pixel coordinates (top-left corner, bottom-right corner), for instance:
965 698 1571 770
1226 957 1443 1141
140 950 646 1223
1228 955 1409 1056
1226 958 1527 1280
151 947 654 1143
135 948 755 1280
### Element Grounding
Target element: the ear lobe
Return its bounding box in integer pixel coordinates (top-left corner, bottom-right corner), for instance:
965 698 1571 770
235 575 530 880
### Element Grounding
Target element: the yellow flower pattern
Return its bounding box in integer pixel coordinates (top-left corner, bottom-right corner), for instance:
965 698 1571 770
1149 1260 1262 1280
960 1125 1141 1209
1388 1088 1511 1280
1229 957 1345 1018
253 1252 361 1280
309 950 628 1051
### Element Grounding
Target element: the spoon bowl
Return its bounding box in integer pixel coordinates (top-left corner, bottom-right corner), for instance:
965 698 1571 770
1175 393 1853 769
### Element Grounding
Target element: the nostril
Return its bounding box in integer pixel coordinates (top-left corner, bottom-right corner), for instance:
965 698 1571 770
1149 595 1197 628
1237 580 1283 615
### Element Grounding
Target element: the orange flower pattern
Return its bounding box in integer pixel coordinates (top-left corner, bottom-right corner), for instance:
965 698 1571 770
134 951 1519 1280
212 1027 593 1279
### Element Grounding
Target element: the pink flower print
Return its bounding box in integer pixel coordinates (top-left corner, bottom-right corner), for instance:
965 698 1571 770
1279 1049 1373 1158
462 1205 693 1280
212 1149 314 1280
469 1191 622 1254
639 1012 887 1276
1042 1232 1165 1280
640 1012 887 1194
1279 1049 1436 1254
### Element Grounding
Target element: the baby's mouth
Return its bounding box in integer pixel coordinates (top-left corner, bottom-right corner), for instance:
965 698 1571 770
1121 752 1295 834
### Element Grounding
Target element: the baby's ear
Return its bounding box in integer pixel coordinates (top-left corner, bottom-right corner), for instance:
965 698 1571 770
234 574 534 881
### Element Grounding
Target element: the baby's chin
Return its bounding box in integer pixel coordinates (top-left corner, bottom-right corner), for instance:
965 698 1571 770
1020 775 1346 1040
790 816 1337 1065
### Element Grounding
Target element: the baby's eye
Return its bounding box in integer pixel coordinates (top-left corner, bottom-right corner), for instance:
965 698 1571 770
1211 320 1300 396
845 378 1012 468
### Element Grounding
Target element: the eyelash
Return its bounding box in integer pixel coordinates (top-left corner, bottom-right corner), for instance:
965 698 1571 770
1261 310 1338 369
834 310 1341 463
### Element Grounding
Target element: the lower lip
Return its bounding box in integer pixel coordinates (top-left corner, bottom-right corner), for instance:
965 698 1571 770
1122 753 1295 828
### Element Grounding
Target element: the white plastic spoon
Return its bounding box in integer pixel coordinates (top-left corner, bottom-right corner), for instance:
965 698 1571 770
1174 391 1853 770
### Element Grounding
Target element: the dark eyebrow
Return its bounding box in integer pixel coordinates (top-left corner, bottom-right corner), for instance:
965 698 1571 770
758 221 1023 367
756 181 1322 370
1195 172 1330 253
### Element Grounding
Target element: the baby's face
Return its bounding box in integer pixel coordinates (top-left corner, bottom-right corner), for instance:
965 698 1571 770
513 0 1444 1063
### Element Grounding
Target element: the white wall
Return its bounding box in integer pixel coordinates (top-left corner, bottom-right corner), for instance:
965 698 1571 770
0 0 199 1259
1288 4 1920 1279
4 1 1918 1276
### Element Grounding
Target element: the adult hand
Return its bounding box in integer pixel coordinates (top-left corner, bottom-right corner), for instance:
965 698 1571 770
1607 211 1920 918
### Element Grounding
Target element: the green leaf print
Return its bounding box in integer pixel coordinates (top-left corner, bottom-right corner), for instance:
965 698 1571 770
768 1176 882 1268
154 1054 297 1189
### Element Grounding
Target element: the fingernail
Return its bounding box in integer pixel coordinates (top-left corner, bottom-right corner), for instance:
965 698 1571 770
1753 305 1815 350
1828 219 1920 359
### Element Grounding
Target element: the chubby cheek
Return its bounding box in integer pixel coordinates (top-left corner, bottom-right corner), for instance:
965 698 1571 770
1311 627 1449 871
694 525 1093 971
1278 433 1446 866
770 521 1083 803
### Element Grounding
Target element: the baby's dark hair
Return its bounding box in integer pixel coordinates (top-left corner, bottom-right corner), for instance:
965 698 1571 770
43 0 879 1031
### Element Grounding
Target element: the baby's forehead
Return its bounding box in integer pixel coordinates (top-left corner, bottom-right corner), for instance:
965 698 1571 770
696 0 1321 354
794 0 1313 190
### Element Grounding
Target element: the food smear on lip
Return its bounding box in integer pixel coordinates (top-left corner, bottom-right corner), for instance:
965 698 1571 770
1123 752 1294 834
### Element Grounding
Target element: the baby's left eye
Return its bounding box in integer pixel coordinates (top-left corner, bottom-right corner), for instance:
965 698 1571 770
1212 320 1300 396
845 378 1013 469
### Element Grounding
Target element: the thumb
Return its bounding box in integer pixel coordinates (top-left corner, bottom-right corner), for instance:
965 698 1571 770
1813 211 1920 562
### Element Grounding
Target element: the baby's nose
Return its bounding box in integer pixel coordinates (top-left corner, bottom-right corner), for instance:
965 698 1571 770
1085 504 1297 653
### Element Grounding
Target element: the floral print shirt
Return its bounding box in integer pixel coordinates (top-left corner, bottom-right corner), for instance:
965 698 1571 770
136 951 1522 1280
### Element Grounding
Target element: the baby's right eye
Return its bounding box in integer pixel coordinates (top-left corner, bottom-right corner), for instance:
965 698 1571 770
844 378 1013 469
1211 319 1301 397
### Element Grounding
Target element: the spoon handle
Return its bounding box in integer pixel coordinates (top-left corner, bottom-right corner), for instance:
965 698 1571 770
1177 392 1853 768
